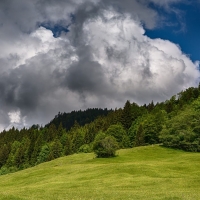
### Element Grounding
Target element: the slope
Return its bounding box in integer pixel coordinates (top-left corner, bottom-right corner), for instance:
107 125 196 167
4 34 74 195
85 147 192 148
0 145 199 200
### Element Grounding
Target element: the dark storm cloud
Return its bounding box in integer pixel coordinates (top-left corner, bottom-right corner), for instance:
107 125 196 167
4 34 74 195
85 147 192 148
0 60 50 112
0 45 72 128
65 58 107 94
0 0 41 38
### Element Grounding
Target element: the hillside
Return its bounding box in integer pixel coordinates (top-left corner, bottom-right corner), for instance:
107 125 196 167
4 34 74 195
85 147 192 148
1 86 200 175
46 108 111 130
0 145 199 200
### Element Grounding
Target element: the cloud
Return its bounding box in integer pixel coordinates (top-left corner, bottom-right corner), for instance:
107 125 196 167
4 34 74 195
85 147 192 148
73 10 199 102
100 0 158 29
0 0 199 130
149 0 183 7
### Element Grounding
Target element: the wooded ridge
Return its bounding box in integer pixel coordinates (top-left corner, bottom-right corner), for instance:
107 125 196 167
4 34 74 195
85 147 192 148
1 85 200 174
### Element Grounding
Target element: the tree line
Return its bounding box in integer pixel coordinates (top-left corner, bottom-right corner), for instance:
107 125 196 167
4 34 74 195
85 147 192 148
1 85 200 174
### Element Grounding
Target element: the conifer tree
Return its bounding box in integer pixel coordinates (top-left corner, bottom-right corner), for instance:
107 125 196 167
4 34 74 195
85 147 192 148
49 139 63 159
47 124 58 142
0 144 10 168
72 130 85 153
64 134 73 155
147 101 154 112
30 133 44 165
14 137 30 169
121 100 132 130
135 124 145 146
6 141 20 167
58 123 65 138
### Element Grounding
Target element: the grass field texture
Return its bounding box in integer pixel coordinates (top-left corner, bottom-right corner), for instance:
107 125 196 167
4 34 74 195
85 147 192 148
0 145 199 200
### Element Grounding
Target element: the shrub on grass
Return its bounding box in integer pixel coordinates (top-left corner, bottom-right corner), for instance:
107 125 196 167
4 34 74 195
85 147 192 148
93 132 119 158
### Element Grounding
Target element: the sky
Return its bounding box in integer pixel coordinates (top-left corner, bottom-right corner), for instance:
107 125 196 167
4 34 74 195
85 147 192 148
0 0 200 130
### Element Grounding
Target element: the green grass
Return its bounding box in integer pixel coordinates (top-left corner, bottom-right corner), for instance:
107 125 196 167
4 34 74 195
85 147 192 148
0 145 200 200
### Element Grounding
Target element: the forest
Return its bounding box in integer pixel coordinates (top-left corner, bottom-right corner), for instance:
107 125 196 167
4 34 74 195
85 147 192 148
0 85 200 175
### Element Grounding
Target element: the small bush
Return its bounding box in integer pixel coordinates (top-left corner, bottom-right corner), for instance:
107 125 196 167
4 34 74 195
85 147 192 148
93 132 119 158
0 166 10 175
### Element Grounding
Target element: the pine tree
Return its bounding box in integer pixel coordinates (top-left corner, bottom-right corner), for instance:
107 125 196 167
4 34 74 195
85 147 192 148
64 134 73 155
135 124 145 146
72 130 85 153
147 101 154 112
121 100 132 130
49 139 63 160
0 144 10 168
58 123 65 138
14 137 30 169
47 124 58 142
30 133 44 165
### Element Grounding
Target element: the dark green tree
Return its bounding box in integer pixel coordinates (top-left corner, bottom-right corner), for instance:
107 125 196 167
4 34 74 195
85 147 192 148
57 123 65 138
0 144 10 168
49 139 63 160
60 133 73 155
121 100 132 130
37 144 50 164
30 133 44 165
134 124 145 146
147 101 154 112
14 137 30 169
70 122 85 153
47 124 58 142
6 141 20 168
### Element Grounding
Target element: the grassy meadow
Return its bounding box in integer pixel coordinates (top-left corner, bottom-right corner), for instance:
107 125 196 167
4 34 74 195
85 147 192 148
0 145 200 200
